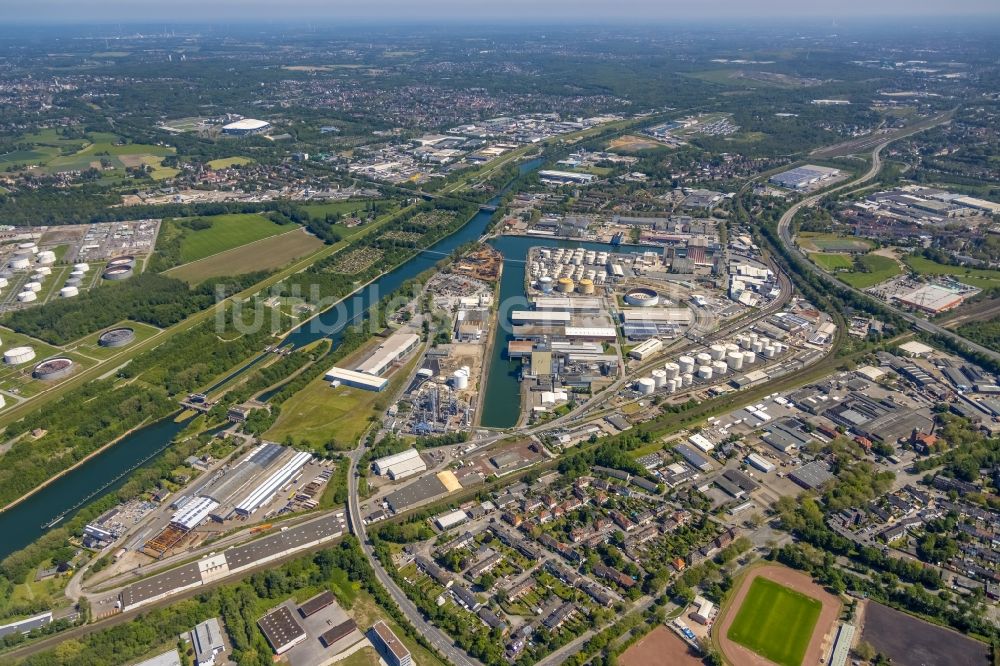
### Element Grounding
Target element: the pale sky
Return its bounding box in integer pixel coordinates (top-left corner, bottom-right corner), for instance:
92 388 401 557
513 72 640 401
5 0 1000 24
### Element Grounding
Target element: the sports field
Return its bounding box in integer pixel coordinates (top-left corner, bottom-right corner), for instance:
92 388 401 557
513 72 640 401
172 213 295 263
167 227 324 283
726 577 821 666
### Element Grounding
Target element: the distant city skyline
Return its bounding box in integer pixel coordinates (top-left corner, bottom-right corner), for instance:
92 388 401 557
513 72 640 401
5 0 1000 24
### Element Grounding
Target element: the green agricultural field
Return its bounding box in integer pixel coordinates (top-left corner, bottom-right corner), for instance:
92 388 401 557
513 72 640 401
300 199 391 220
727 577 821 666
798 232 873 253
171 213 295 264
206 156 253 169
809 252 853 271
838 254 901 289
167 228 324 283
904 255 1000 291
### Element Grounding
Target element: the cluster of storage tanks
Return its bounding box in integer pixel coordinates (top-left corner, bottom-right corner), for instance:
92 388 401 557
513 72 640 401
5 244 60 302
531 247 609 295
59 262 91 298
634 335 788 395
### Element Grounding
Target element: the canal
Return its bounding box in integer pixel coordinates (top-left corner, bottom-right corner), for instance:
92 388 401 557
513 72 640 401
0 158 543 559
479 237 645 429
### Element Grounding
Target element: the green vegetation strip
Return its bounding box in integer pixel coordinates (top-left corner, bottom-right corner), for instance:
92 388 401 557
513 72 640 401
727 577 821 666
837 254 901 289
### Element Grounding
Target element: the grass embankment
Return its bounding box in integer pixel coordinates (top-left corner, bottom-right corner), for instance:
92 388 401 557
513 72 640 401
265 351 422 450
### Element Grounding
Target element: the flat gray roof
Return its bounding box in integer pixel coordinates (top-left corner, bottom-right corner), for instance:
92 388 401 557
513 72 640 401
385 474 448 513
120 562 201 609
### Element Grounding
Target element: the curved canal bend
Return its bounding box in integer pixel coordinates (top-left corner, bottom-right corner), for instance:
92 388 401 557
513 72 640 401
0 159 544 559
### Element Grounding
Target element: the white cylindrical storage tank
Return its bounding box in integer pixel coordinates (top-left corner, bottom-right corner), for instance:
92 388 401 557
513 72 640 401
744 351 756 365
17 290 36 303
35 266 52 276
59 286 79 298
74 263 90 272
0 278 7 288
4 346 35 364
697 365 713 380
453 370 469 390
751 340 764 353
651 369 667 388
681 373 693 387
70 270 85 278
712 360 728 376
24 281 41 292
725 343 740 355
9 257 29 270
678 356 695 375
17 242 38 254
636 378 656 395
667 379 678 393
36 251 56 265
727 352 744 371
763 344 776 358
540 248 551 260
664 362 680 380
739 336 751 350
773 342 785 354
539 276 554 293
696 352 712 366
709 344 726 361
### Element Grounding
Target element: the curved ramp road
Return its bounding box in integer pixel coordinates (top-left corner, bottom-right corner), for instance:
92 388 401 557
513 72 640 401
774 123 1000 363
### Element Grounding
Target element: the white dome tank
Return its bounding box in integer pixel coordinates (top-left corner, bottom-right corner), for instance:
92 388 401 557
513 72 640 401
712 360 728 376
696 352 712 366
666 379 678 393
726 352 744 371
709 344 726 361
743 351 756 364
751 341 764 353
651 369 667 388
636 377 656 395
60 286 79 298
17 291 36 302
9 257 29 270
4 346 35 364
678 356 695 375
664 362 680 380
36 251 56 265
24 281 41 292
74 263 90 272
681 373 693 387
697 366 713 380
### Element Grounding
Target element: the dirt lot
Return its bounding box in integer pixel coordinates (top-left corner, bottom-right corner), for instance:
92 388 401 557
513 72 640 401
619 625 703 666
715 564 841 666
860 600 990 666
607 134 665 152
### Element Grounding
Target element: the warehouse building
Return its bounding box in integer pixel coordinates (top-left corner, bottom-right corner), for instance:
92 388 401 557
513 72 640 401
533 297 602 313
435 509 469 531
372 448 427 480
258 605 307 655
538 170 597 185
769 164 840 190
170 496 220 531
789 461 835 489
894 284 967 314
628 338 663 360
134 650 182 666
324 367 389 392
511 310 571 325
0 611 52 639
369 621 412 666
190 617 225 666
356 332 420 376
235 451 312 517
746 453 775 473
674 443 713 472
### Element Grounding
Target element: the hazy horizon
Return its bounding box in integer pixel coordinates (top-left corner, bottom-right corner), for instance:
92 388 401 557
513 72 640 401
6 0 1000 25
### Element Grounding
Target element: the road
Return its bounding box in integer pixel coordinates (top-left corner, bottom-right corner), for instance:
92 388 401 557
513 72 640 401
773 120 1000 363
347 445 483 666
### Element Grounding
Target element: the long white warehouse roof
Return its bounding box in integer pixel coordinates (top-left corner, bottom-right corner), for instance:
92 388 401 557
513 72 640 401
222 118 269 131
355 332 420 376
324 367 389 390
621 309 693 322
171 496 220 531
511 310 571 323
533 297 602 312
374 447 422 473
235 451 312 516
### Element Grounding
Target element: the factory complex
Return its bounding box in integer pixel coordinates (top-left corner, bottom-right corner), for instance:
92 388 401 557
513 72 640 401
769 164 842 191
